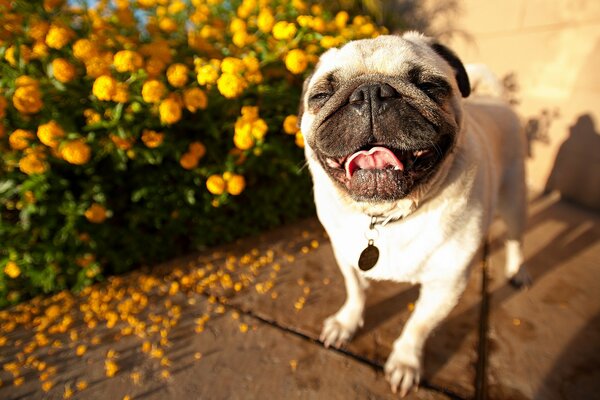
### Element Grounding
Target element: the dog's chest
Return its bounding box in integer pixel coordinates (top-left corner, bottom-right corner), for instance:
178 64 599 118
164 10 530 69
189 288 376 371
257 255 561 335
324 210 445 283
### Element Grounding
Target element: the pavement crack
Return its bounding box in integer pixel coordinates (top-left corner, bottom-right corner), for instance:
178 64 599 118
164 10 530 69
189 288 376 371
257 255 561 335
475 240 491 400
210 297 466 400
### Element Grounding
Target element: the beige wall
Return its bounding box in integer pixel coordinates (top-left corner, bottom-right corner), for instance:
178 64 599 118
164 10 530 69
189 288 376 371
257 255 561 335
446 0 600 209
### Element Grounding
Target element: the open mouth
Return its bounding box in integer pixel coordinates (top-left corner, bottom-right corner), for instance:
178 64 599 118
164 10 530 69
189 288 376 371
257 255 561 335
318 135 453 200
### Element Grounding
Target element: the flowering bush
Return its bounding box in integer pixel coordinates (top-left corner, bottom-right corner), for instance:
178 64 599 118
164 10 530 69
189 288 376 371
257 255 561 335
0 0 386 307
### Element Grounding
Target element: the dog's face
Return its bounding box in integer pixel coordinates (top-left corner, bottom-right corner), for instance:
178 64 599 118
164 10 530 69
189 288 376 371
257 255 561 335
300 33 470 204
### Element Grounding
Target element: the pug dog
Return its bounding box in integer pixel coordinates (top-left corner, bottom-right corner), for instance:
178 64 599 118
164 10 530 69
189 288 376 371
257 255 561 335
299 32 530 396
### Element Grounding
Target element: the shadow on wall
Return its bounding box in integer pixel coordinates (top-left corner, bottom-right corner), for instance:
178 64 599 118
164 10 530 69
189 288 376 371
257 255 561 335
544 114 600 210
523 108 560 158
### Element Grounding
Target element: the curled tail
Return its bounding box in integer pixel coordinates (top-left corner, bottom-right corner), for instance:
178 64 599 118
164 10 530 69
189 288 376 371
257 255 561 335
465 63 506 99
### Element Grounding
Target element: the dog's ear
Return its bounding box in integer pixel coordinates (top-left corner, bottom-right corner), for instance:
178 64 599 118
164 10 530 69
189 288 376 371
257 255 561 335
297 72 313 127
430 42 471 98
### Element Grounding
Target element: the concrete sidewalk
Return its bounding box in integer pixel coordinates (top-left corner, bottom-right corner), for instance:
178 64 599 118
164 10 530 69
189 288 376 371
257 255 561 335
0 193 598 400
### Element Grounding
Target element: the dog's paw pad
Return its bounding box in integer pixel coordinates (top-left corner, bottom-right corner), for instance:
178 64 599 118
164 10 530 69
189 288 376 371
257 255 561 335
384 356 421 397
319 316 359 348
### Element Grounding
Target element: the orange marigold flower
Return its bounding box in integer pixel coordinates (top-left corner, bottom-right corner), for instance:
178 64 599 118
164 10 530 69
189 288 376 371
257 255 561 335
113 50 143 73
206 175 226 195
112 82 129 103
4 261 21 279
37 120 65 148
283 115 299 134
183 87 207 112
45 23 72 49
141 80 166 104
110 135 135 150
179 152 199 170
51 58 76 83
285 49 308 75
159 97 182 125
141 129 164 148
19 152 48 175
226 174 245 196
28 20 50 41
217 73 247 99
13 85 43 114
61 139 91 165
257 9 275 33
166 63 189 88
0 96 7 118
73 38 98 60
295 131 305 148
188 142 206 158
146 57 166 78
92 75 117 101
43 0 64 12
272 21 297 40
9 129 34 150
85 203 107 223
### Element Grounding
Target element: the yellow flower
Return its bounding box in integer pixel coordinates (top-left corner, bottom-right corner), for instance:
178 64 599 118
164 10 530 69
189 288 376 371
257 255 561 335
183 87 207 112
251 119 268 140
113 50 143 73
335 11 349 29
110 134 135 150
196 64 219 86
105 360 118 377
179 152 198 170
320 36 341 49
61 139 91 165
285 49 308 74
9 129 34 150
28 20 50 41
92 75 117 101
141 80 166 104
188 142 206 158
232 31 249 48
146 57 166 78
85 53 112 78
220 57 245 75
84 109 101 125
217 73 247 99
19 152 48 175
31 41 49 59
0 96 8 119
229 18 246 33
51 58 76 83
43 0 64 12
295 131 305 148
257 9 275 33
5 45 32 66
73 39 98 60
272 21 297 40
113 82 129 103
45 24 72 49
85 203 107 223
141 129 164 148
4 261 20 279
37 120 65 148
226 174 245 196
159 97 182 125
233 130 254 150
13 85 43 114
283 115 299 134
159 17 177 32
206 175 226 195
166 63 189 88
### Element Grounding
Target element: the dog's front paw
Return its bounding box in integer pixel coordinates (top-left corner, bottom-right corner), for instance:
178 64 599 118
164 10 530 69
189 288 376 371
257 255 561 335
320 314 363 348
509 266 532 289
384 349 421 397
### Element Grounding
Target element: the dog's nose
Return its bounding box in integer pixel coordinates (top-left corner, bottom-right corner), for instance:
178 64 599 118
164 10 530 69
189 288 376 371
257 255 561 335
349 83 398 113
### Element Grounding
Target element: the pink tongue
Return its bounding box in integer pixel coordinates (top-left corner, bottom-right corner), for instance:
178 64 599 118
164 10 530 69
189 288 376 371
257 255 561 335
345 146 404 178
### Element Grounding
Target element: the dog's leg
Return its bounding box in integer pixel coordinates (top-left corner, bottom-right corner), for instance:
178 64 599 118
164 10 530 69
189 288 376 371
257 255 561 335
385 278 467 397
320 258 368 348
498 166 531 288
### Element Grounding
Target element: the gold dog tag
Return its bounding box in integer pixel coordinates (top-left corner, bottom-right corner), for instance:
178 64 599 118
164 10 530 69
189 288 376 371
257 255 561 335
358 240 379 271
